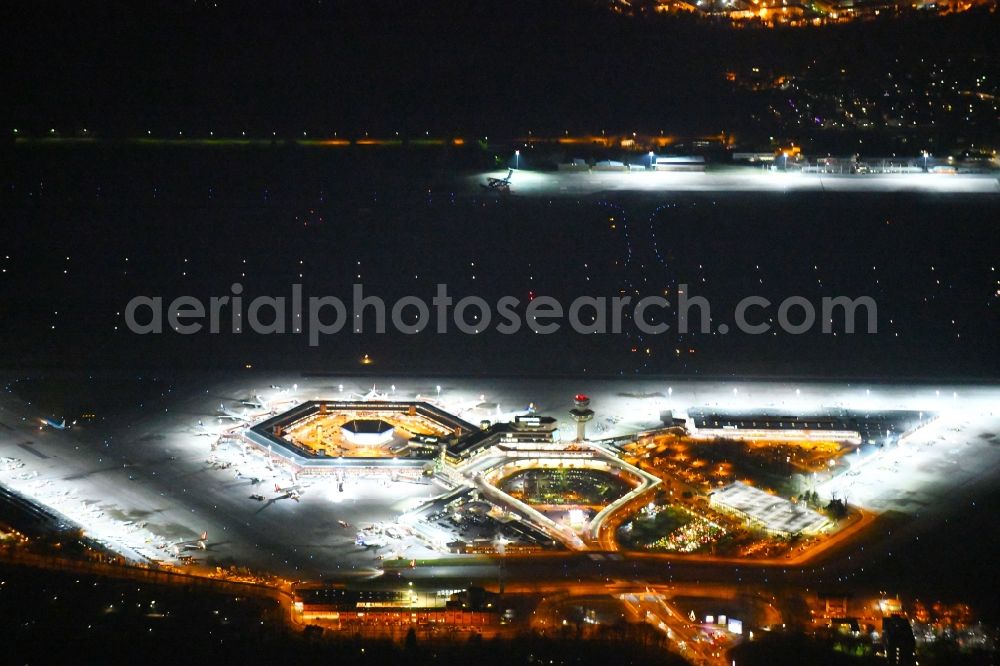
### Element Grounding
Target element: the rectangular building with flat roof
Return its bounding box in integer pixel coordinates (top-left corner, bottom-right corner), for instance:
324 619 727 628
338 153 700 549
709 481 829 536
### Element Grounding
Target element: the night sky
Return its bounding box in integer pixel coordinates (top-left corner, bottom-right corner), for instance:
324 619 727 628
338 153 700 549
4 1 998 138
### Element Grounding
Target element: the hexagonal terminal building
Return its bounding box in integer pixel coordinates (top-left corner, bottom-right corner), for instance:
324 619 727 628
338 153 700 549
246 400 478 480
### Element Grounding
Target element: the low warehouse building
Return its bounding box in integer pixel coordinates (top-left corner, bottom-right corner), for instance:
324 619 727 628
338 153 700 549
709 481 829 536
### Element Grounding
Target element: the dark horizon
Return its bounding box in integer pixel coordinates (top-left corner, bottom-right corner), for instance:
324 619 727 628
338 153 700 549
4 2 998 143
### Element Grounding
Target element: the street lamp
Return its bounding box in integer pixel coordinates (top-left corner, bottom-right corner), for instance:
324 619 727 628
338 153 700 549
515 149 520 170
649 150 655 169
922 150 930 172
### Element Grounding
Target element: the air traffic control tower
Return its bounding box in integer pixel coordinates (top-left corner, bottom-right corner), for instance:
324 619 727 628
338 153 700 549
569 394 595 441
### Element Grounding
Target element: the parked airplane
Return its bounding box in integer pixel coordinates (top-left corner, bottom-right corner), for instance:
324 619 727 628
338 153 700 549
39 418 75 430
240 392 270 409
482 169 513 193
170 531 208 553
274 481 303 500
217 404 268 422
351 385 389 401
355 534 387 549
193 419 218 437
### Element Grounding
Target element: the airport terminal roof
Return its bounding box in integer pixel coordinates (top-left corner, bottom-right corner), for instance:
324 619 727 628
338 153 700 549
249 400 480 463
691 411 858 432
690 409 933 444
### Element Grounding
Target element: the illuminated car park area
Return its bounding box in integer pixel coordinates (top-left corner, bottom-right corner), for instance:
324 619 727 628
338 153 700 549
2 374 1000 578
497 467 636 511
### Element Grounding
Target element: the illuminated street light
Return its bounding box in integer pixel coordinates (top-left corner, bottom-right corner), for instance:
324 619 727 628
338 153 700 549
515 150 520 170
